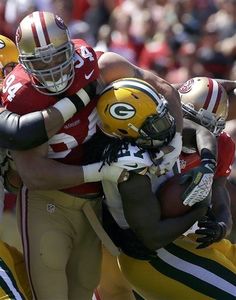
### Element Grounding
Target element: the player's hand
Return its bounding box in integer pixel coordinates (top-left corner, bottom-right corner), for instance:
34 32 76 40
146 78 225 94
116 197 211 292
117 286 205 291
157 132 182 174
195 211 227 249
180 157 216 207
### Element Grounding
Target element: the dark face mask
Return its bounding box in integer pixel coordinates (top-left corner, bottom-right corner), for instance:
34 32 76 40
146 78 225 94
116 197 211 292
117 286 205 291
137 110 176 149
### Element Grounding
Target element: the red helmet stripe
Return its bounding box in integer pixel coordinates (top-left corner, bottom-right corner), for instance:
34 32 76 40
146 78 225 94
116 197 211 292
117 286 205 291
39 11 51 45
203 78 213 110
29 13 40 47
212 86 222 113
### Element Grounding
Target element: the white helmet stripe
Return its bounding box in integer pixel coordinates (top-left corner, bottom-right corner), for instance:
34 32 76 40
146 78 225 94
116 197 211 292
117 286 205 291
32 11 48 47
206 79 220 112
101 79 164 107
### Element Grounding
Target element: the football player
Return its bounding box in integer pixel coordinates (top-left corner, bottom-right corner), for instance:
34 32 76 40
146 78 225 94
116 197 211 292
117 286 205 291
0 11 183 300
0 240 32 300
94 78 236 300
178 77 234 247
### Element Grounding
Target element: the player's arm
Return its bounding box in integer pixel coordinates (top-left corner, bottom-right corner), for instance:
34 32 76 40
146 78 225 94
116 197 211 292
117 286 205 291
0 87 93 150
211 177 232 233
118 172 208 251
181 119 217 206
10 142 128 190
195 176 232 248
0 106 64 150
183 118 217 157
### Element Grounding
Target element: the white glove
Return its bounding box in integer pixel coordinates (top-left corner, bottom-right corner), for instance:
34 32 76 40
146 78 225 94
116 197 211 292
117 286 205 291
181 157 216 206
83 162 129 183
158 132 182 174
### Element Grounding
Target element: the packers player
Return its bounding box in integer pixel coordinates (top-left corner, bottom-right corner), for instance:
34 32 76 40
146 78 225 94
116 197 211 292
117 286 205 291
95 78 236 300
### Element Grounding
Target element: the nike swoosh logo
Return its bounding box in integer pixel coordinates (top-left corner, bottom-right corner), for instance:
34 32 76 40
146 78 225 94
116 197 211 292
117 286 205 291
124 163 138 168
85 69 95 80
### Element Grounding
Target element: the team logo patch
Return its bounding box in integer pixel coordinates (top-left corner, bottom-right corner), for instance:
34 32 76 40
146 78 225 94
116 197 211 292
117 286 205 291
16 27 22 44
109 103 136 119
47 203 56 213
55 15 67 30
179 78 194 94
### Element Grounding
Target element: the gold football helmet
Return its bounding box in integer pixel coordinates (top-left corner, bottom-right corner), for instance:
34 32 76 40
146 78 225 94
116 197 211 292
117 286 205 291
97 78 176 148
0 35 18 81
16 11 75 95
179 77 229 135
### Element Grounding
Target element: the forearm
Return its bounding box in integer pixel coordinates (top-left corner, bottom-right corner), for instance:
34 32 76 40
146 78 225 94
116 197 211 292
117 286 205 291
196 129 217 159
149 205 207 250
141 69 183 133
11 151 85 190
211 185 233 235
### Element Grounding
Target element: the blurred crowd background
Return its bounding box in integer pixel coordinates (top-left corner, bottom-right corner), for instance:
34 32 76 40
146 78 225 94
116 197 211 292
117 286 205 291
1 0 236 83
0 0 236 250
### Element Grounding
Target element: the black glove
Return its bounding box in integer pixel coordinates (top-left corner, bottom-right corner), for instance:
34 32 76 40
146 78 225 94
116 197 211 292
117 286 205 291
195 211 227 249
181 149 216 206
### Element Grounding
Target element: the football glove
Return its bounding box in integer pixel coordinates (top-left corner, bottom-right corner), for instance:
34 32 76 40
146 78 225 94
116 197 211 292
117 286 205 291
195 211 227 249
181 151 216 207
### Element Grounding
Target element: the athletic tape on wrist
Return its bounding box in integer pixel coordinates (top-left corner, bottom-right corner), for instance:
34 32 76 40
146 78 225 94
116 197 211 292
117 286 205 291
53 98 77 122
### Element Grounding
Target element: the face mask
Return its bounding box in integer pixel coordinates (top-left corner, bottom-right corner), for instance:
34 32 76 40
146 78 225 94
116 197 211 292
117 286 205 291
45 74 69 93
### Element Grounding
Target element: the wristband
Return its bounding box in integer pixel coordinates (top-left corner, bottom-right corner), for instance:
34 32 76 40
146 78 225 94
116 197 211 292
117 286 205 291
53 98 77 122
83 162 128 183
200 148 216 167
82 162 104 183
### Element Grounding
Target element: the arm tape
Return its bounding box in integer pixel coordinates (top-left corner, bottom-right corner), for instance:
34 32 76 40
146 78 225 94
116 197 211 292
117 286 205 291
0 110 48 150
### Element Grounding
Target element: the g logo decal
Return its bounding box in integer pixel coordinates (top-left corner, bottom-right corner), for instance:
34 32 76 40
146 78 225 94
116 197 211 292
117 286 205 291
109 103 136 119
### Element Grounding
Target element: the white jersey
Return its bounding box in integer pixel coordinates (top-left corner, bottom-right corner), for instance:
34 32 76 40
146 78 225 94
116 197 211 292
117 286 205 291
102 144 174 229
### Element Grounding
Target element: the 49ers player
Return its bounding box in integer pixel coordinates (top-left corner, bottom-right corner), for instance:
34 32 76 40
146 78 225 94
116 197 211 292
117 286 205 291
0 11 183 300
178 77 234 247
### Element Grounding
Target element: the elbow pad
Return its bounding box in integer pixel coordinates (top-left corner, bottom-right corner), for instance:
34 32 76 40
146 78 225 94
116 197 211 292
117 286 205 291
0 110 48 150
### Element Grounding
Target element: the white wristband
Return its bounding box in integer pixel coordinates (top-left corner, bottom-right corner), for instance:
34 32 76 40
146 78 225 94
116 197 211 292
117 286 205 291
83 162 104 183
83 162 127 183
53 98 77 122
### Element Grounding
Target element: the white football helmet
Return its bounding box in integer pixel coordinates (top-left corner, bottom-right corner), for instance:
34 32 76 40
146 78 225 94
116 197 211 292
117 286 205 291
179 77 229 136
16 11 75 95
97 78 176 148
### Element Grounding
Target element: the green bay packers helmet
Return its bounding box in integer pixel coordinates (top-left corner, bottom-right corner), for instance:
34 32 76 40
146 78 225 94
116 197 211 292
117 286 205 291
0 35 18 81
179 77 228 136
16 11 75 95
97 78 176 148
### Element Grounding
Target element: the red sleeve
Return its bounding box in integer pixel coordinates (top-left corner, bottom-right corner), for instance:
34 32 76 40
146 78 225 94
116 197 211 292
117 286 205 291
215 132 235 178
